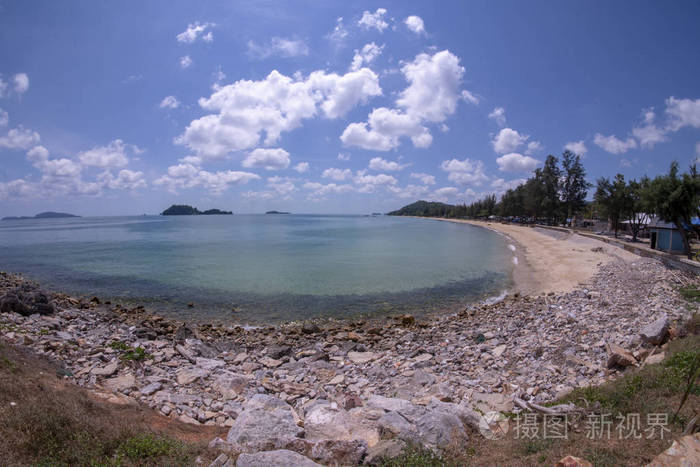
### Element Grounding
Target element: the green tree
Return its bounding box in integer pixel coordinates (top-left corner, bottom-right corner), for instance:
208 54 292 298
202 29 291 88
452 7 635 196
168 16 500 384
644 162 700 258
540 155 562 222
626 177 650 242
561 150 590 224
594 174 631 238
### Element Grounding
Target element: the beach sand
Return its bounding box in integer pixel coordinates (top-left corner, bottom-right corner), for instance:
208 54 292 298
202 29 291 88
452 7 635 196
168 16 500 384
430 219 639 295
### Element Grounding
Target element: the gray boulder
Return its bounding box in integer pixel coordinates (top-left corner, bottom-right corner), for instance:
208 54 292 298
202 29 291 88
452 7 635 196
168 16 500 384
641 314 669 345
226 395 303 452
236 450 320 467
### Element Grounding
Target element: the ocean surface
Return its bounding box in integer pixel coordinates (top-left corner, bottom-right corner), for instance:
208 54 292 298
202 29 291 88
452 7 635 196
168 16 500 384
0 214 514 324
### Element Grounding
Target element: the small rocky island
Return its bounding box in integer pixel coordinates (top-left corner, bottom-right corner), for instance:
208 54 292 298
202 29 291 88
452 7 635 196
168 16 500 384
161 205 233 216
265 210 290 214
1 211 80 221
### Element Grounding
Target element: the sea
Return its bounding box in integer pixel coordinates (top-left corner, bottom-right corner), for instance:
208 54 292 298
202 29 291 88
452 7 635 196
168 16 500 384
0 214 514 324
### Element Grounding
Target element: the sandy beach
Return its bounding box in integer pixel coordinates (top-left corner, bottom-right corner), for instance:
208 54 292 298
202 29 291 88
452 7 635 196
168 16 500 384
429 218 639 295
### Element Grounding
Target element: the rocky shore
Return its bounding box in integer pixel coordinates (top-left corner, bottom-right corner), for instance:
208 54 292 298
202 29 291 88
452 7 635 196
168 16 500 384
0 252 697 465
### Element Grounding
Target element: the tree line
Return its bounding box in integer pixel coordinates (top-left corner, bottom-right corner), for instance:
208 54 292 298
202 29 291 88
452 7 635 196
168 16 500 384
388 151 700 257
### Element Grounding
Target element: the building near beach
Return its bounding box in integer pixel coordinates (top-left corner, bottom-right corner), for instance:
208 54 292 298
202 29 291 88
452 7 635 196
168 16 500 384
648 217 689 253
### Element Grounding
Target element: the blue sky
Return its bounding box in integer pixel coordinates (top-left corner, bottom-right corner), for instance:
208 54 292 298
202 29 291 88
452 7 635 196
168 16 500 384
1 0 699 216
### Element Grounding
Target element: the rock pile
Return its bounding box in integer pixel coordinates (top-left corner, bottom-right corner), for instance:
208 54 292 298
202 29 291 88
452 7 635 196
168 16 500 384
0 258 697 465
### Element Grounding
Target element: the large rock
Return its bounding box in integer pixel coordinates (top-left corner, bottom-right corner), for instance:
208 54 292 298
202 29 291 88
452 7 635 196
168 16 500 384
364 439 407 464
226 395 303 452
284 438 368 466
366 395 414 413
0 293 27 315
176 367 209 385
641 314 670 345
236 450 320 467
555 456 593 467
606 343 637 369
91 361 118 376
414 403 469 449
214 373 248 399
647 433 700 467
102 373 137 392
304 402 379 447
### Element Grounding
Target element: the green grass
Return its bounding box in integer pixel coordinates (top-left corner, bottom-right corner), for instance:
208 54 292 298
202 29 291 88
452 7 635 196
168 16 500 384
109 341 151 362
679 286 700 303
377 444 447 467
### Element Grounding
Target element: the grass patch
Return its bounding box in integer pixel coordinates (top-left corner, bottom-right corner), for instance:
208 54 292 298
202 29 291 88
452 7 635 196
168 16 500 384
679 286 700 303
109 341 151 362
378 444 447 467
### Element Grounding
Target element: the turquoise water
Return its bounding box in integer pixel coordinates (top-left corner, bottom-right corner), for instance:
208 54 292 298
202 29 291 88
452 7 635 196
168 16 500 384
0 215 513 323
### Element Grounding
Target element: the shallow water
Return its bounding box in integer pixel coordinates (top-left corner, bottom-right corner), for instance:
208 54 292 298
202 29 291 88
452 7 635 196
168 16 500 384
0 214 513 323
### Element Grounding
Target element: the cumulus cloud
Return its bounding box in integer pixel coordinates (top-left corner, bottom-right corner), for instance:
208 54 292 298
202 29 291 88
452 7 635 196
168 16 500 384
431 186 459 202
77 139 130 168
159 95 181 109
358 8 389 32
247 37 310 59
491 177 527 192
488 107 506 127
440 158 488 186
293 162 309 173
564 140 587 156
342 50 468 151
337 153 350 161
354 171 398 192
100 169 147 190
322 167 352 181
0 108 8 127
593 133 637 154
177 68 381 159
350 42 384 71
0 127 40 150
303 181 354 199
241 148 291 170
525 141 542 155
368 157 407 171
154 163 259 194
0 77 7 97
177 22 215 43
496 152 540 172
13 73 29 95
26 145 49 163
631 108 667 148
492 128 528 154
404 15 425 35
410 172 436 185
387 184 430 199
665 97 700 131
179 55 193 69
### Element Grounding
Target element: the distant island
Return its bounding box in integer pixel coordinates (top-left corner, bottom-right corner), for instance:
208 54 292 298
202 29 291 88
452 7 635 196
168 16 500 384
161 205 233 216
2 211 80 221
265 210 290 215
387 200 454 217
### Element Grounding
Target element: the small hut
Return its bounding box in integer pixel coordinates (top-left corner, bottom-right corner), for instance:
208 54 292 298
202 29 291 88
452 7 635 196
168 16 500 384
648 217 685 253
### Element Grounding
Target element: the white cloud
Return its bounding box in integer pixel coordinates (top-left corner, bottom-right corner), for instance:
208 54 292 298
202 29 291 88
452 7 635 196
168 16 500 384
155 163 260 195
488 107 506 127
0 179 36 198
525 141 542 155
293 161 309 173
0 127 40 150
492 128 528 154
329 17 348 43
491 177 526 192
337 152 350 161
404 16 425 35
13 73 29 95
350 42 384 71
0 78 7 97
26 145 49 163
358 8 389 32
665 97 700 131
593 133 637 154
77 139 130 168
431 186 459 202
440 158 488 186
303 181 354 199
247 37 310 59
100 169 147 190
342 50 466 150
159 95 181 109
242 148 291 170
322 167 352 181
0 108 7 127
354 171 398 192
177 22 215 43
410 172 436 185
178 68 381 159
632 108 667 148
461 90 479 105
496 152 540 172
368 157 407 171
179 55 193 69
564 140 587 156
387 184 430 199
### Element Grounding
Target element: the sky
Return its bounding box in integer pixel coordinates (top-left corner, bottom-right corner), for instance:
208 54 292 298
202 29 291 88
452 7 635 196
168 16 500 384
0 0 699 216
